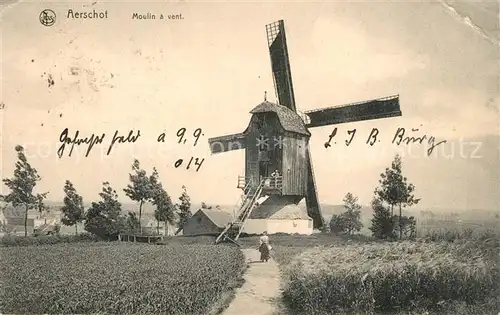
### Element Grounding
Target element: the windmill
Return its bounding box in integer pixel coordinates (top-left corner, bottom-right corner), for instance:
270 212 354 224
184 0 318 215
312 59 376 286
209 20 402 244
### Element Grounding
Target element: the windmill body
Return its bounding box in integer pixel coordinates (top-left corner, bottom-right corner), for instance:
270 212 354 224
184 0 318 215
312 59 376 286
209 20 402 244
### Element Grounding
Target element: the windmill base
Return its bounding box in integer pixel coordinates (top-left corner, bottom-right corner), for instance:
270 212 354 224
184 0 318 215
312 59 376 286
242 195 314 235
240 218 313 236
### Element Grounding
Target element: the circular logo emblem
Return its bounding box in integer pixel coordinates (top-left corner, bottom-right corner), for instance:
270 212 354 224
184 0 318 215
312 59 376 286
39 9 56 27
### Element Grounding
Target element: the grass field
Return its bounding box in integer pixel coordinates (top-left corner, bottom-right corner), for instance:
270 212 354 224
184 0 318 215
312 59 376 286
240 232 500 315
0 241 245 314
1 231 499 315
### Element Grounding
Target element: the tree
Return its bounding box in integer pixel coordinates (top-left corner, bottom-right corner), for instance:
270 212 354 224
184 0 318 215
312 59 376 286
85 182 126 240
374 154 420 239
126 212 140 234
153 188 176 235
393 215 417 239
151 168 176 235
329 193 363 235
369 197 395 239
175 185 192 235
341 192 363 235
2 145 48 237
200 202 212 209
123 159 155 234
60 180 85 235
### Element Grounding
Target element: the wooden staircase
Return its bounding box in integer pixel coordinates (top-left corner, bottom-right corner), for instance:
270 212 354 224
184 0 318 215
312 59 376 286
215 179 265 244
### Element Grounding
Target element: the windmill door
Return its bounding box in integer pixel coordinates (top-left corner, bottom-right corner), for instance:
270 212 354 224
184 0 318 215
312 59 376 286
259 161 270 180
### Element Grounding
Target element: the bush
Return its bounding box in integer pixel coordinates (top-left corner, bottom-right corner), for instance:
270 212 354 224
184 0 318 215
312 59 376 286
329 192 363 235
369 198 396 239
0 233 100 247
329 214 348 234
281 241 499 314
0 243 245 314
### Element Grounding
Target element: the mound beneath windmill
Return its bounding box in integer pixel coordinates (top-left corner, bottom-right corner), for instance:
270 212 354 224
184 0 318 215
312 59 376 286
242 195 313 235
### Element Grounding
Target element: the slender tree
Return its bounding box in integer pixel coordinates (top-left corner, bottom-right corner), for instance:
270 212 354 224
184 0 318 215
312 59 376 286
329 193 363 235
123 159 154 234
149 167 176 235
341 192 363 235
2 145 48 236
152 186 176 235
60 180 85 235
374 154 420 239
175 185 192 235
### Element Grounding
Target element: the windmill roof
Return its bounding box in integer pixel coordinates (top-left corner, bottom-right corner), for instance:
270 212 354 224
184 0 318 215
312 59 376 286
199 209 232 228
249 101 310 136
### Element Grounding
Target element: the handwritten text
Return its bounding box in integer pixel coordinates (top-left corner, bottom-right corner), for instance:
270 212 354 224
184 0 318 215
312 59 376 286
324 127 447 156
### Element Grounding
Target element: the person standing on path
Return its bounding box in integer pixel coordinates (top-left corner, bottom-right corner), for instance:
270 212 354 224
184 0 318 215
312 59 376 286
259 231 271 262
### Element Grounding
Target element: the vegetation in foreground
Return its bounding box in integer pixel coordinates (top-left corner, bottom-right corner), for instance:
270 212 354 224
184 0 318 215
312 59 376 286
0 232 100 247
262 231 499 315
2 138 499 315
0 242 245 314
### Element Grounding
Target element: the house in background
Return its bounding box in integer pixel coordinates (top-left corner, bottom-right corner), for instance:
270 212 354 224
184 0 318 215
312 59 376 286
139 216 177 236
182 209 233 236
182 202 314 237
34 223 58 236
3 217 35 235
59 222 85 235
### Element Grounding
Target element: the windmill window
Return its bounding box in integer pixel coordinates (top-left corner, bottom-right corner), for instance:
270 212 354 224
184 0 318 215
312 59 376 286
257 135 268 151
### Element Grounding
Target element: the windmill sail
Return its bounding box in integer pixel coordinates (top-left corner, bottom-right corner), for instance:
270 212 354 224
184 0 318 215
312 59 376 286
304 95 402 128
208 133 246 154
266 20 297 112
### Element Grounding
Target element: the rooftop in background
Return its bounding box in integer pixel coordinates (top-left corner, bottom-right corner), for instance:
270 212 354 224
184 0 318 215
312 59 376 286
197 208 233 228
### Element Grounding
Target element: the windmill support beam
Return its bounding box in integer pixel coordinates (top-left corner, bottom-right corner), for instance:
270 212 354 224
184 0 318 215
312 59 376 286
208 133 246 154
305 145 324 229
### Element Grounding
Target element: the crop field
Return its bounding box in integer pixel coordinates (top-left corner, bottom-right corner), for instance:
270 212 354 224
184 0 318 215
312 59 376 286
242 232 499 315
0 242 245 314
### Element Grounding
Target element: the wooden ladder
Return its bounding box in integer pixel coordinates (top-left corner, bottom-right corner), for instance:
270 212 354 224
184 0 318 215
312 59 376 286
215 180 265 244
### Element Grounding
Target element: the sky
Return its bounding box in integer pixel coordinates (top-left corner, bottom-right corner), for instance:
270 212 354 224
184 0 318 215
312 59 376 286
1 0 499 212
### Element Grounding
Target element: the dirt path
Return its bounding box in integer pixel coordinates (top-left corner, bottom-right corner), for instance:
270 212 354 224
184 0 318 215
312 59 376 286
222 249 283 315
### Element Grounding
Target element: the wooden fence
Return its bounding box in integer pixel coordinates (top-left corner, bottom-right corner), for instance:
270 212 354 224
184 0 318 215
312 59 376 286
119 234 164 243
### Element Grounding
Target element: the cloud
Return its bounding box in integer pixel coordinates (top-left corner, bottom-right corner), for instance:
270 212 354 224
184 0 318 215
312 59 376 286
305 17 428 84
414 87 498 138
